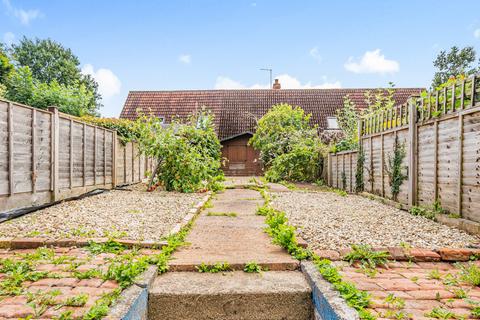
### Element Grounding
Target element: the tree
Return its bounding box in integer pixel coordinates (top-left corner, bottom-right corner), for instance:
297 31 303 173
250 104 327 182
0 44 14 84
5 66 95 116
432 46 479 89
11 37 101 112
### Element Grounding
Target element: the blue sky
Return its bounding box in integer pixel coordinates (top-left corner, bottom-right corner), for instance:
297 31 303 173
1 0 480 117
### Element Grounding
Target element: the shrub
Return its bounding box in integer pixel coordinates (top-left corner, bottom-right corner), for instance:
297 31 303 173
250 103 327 182
80 116 140 144
384 135 407 201
135 109 223 192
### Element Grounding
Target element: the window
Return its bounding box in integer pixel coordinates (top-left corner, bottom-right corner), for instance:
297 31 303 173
326 117 339 130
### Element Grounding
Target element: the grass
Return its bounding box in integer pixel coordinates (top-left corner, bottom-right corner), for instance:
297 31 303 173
206 211 237 217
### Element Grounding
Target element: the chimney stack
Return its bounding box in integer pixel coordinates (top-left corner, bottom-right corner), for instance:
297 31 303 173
272 79 281 90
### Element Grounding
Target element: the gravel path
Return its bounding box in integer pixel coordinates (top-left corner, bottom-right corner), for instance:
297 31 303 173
0 183 204 241
271 190 480 250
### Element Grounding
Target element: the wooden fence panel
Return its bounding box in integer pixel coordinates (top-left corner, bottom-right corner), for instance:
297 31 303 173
328 73 480 226
0 99 152 213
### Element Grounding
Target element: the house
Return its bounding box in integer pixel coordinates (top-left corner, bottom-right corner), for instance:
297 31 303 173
120 80 421 176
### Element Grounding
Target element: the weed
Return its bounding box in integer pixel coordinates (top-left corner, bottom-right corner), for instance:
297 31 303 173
410 206 436 220
26 290 61 317
453 288 467 299
344 244 389 268
333 188 347 197
334 282 370 310
50 255 75 265
73 269 102 280
428 269 441 280
442 273 458 286
471 306 480 318
243 262 265 273
83 289 120 320
384 293 405 309
196 262 231 273
103 256 149 288
87 240 126 255
448 213 461 219
410 276 419 283
256 204 275 216
69 227 96 238
425 307 457 319
279 181 297 190
206 212 237 217
53 310 73 320
63 293 88 307
457 263 480 286
103 230 128 239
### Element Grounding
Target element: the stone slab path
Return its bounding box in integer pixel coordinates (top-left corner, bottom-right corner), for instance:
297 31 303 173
169 188 299 271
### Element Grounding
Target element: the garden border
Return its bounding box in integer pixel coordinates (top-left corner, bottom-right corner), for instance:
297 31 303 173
0 192 212 250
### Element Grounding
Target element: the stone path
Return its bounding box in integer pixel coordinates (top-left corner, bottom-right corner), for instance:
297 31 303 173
168 187 298 271
150 182 313 320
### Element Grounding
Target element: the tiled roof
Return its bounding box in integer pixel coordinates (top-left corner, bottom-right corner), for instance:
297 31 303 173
120 88 422 140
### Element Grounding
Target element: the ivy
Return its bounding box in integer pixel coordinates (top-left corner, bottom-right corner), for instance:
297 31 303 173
384 136 407 201
355 149 365 193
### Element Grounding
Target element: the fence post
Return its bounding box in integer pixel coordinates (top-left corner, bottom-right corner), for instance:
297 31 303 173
48 106 59 201
7 102 14 196
407 98 418 207
112 132 117 188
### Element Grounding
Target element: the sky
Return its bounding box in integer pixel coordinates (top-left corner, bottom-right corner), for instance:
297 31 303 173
1 0 480 117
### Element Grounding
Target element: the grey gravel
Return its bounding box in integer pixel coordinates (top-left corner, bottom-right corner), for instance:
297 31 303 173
271 190 480 250
0 183 204 241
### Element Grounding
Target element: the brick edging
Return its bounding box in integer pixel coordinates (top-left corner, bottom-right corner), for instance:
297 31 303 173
167 192 212 236
0 193 212 250
314 246 480 263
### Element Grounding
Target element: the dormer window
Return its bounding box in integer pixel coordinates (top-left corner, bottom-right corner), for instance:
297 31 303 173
326 116 339 130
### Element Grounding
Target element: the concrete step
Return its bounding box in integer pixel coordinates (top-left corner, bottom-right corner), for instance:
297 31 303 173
148 271 313 320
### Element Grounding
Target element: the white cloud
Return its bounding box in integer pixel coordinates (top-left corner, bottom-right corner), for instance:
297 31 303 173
178 54 191 64
214 74 341 89
2 0 42 25
344 49 399 74
309 46 322 63
475 29 480 39
81 64 122 99
3 32 15 46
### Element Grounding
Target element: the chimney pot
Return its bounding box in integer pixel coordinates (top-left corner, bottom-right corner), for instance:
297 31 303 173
272 79 281 90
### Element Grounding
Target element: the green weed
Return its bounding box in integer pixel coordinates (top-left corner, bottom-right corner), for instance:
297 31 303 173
206 211 237 217
196 262 231 273
243 262 265 273
344 244 389 268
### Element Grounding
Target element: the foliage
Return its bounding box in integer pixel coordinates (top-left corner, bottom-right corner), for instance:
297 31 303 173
0 47 13 84
4 66 96 116
11 37 100 111
80 116 140 144
206 211 237 217
457 263 480 286
134 110 223 192
335 95 359 151
250 104 327 182
196 262 231 273
343 244 389 269
410 206 436 221
384 136 407 201
244 262 264 273
355 149 365 192
102 256 149 288
424 307 457 319
432 46 479 89
83 289 120 320
87 240 126 255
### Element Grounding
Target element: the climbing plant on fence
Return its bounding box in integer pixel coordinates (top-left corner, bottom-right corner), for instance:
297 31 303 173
384 135 407 201
134 110 223 193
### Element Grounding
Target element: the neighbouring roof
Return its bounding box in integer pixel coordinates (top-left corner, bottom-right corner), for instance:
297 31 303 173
120 88 422 140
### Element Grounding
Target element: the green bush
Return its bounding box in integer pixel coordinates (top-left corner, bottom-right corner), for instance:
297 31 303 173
135 109 223 193
250 103 327 182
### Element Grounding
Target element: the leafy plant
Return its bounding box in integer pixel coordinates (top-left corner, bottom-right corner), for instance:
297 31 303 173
244 262 265 273
103 256 149 288
457 263 480 286
410 206 436 220
428 269 441 280
425 307 457 319
196 262 231 273
63 293 88 307
249 103 327 182
135 110 223 192
355 149 365 192
344 245 389 268
384 135 407 201
87 240 126 255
